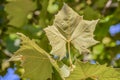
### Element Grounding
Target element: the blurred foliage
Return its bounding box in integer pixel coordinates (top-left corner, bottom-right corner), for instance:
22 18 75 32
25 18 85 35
0 0 120 79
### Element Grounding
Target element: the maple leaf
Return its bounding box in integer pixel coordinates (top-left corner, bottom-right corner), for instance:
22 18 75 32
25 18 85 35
10 33 64 80
66 60 120 80
44 4 98 60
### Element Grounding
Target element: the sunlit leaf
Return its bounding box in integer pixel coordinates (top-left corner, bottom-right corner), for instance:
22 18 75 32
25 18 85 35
66 60 120 80
44 4 98 59
5 0 36 27
10 33 63 80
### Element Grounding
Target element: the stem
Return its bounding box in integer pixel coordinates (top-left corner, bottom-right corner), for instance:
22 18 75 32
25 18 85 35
102 0 112 15
67 41 73 68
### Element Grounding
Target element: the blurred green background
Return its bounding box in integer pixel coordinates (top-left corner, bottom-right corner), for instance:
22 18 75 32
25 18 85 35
0 0 120 79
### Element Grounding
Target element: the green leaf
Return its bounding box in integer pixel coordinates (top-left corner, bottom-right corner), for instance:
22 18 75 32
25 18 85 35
47 0 59 14
83 6 101 20
10 33 64 80
5 0 36 27
66 60 120 80
44 4 98 59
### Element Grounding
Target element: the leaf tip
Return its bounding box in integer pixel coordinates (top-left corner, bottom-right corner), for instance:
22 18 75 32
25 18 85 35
9 54 23 62
16 32 24 37
63 3 68 7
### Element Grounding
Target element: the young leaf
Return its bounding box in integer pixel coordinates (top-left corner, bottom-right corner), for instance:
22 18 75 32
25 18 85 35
66 60 120 80
10 33 64 80
5 0 36 27
44 4 98 60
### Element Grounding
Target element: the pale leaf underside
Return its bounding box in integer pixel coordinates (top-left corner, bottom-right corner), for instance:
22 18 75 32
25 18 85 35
44 4 98 59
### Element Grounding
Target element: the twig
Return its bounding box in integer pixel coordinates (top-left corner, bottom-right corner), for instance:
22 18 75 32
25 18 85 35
102 0 112 15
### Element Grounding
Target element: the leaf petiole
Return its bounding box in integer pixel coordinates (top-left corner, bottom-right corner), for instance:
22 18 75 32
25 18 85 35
67 41 73 70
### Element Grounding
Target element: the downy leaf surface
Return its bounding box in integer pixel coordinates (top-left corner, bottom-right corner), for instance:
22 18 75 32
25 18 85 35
44 4 98 59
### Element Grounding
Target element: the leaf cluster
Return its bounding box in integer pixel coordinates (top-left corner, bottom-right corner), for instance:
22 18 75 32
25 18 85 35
9 3 120 80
